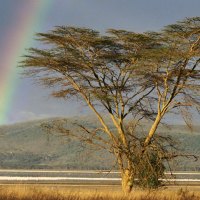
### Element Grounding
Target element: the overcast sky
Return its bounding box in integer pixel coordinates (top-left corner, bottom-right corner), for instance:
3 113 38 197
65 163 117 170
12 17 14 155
0 0 199 124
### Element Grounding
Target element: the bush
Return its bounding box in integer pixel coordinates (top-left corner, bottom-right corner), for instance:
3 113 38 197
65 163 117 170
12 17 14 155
134 150 165 189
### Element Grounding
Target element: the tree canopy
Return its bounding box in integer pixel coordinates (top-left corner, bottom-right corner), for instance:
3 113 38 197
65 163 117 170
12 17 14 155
20 17 200 193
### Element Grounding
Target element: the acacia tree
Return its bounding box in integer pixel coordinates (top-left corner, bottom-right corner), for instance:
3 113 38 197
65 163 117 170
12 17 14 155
20 17 200 193
141 17 200 147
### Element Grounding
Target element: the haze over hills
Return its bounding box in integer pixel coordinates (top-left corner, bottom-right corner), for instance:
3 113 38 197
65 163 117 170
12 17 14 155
0 116 199 171
0 117 114 170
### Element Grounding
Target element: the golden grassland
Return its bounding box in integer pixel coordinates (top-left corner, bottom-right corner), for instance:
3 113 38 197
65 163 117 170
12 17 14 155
0 185 199 200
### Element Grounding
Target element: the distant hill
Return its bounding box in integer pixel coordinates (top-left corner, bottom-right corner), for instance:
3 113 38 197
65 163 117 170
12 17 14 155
0 116 199 170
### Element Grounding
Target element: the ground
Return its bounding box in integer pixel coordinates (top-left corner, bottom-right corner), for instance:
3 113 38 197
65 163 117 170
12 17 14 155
0 184 199 200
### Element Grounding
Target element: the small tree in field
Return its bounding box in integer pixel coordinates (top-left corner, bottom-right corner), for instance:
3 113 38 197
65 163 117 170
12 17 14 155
20 17 200 193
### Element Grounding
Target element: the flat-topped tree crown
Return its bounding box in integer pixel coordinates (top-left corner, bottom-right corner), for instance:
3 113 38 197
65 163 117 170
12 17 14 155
20 17 200 193
21 26 155 121
142 17 200 146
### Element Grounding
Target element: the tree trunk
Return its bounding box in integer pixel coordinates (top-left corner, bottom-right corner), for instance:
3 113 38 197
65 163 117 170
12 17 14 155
121 169 134 194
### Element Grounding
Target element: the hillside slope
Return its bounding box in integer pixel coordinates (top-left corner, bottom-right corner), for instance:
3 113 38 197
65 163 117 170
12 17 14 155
0 117 199 170
0 117 113 169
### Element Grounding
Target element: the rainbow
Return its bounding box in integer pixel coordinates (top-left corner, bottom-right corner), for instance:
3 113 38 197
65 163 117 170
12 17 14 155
0 0 53 125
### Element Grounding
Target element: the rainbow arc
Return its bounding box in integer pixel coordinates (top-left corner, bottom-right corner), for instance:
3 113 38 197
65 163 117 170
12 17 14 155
0 0 53 125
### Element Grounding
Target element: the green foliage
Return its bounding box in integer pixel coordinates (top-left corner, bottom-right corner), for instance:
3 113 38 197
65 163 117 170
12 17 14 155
135 150 165 189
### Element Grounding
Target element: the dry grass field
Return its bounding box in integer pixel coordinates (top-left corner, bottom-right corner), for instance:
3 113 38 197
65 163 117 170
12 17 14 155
0 185 199 200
